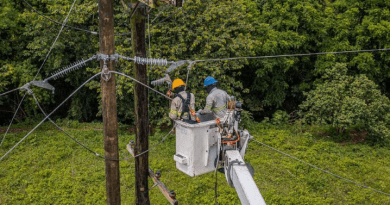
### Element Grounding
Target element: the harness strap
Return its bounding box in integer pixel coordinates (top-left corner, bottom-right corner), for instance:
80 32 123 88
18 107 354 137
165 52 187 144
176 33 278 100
177 92 191 119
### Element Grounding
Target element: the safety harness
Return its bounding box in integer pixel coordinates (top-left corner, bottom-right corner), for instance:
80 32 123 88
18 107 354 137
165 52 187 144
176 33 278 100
177 92 191 119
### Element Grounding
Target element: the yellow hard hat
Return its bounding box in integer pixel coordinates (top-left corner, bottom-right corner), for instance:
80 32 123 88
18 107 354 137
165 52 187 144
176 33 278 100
172 79 186 90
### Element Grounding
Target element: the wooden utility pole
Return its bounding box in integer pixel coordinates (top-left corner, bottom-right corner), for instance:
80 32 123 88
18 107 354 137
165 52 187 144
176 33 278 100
130 1 150 204
99 0 121 204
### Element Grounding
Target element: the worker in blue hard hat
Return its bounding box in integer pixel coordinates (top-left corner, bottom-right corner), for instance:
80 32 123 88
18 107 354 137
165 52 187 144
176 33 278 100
197 76 231 121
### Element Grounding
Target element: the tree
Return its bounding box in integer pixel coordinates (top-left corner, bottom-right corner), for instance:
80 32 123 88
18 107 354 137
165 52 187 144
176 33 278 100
299 63 390 142
116 0 257 125
241 0 390 119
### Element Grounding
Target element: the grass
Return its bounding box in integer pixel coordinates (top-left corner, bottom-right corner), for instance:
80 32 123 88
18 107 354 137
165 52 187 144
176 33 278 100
0 121 390 204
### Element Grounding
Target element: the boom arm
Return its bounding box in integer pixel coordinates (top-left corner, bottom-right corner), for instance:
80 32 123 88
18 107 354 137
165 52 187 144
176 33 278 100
225 150 266 205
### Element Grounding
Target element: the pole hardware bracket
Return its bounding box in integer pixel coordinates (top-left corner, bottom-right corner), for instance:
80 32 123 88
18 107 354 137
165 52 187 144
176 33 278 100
187 61 195 71
101 61 111 82
20 83 33 95
109 53 120 62
97 53 118 82
165 60 194 74
96 53 110 61
30 81 55 94
96 53 124 62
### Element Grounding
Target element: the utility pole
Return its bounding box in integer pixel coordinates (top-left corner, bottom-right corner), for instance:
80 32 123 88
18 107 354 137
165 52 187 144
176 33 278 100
99 0 121 204
130 1 150 204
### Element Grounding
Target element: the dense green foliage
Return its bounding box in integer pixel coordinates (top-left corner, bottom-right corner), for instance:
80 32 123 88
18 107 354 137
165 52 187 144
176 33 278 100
1 0 390 127
300 63 390 143
1 0 390 204
241 0 390 115
1 122 390 204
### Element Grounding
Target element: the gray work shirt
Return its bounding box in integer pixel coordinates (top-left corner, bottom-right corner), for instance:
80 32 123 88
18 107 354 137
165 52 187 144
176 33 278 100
200 88 230 119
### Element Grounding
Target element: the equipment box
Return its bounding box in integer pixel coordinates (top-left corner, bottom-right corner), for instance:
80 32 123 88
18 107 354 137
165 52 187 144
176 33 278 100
174 120 219 177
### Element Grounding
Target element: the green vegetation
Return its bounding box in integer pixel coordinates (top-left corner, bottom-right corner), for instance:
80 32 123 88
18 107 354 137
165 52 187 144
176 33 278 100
1 0 390 127
300 63 390 143
1 0 390 203
1 121 390 204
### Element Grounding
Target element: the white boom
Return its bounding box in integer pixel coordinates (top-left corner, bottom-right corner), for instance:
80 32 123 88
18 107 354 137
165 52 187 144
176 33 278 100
225 150 266 205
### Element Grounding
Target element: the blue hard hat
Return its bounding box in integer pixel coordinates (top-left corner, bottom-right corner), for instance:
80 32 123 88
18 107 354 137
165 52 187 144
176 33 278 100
204 76 218 87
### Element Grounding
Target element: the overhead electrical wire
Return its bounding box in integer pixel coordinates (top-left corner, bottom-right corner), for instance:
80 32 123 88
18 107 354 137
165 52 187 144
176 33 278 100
154 7 183 25
0 72 101 162
0 88 21 97
0 69 178 162
0 1 389 202
111 71 172 100
30 92 117 160
0 95 27 149
23 0 131 36
251 139 390 197
22 0 98 35
33 0 77 81
193 48 390 62
129 124 176 159
0 0 78 151
2 48 389 98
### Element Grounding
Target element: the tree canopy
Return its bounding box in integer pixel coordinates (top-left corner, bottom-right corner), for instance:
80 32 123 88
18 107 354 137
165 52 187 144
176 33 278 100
0 0 390 128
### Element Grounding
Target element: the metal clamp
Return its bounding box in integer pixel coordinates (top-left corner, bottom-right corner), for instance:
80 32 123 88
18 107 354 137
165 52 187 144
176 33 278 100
187 61 195 70
20 83 32 95
109 53 120 62
30 81 55 94
101 62 111 82
96 53 110 61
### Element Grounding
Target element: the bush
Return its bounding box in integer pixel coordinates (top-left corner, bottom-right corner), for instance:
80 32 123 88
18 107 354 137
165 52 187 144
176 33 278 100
271 110 289 125
299 63 390 143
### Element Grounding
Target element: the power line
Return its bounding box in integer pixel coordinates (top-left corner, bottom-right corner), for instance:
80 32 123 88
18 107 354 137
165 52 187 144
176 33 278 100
194 48 390 62
151 4 171 23
22 0 98 35
154 7 183 25
0 70 176 162
250 139 390 197
130 124 176 159
0 88 21 97
111 71 172 100
23 0 131 37
0 1 78 152
0 94 27 149
0 72 101 162
33 0 77 81
30 92 118 160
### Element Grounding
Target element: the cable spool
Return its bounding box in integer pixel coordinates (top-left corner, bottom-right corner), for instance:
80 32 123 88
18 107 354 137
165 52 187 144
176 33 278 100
134 56 168 66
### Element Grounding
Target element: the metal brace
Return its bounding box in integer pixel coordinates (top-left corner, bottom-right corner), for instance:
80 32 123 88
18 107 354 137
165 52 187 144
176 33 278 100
20 83 32 95
96 53 109 61
101 62 111 82
96 53 120 62
97 53 118 82
30 81 55 94
187 61 195 70
109 53 120 62
165 60 187 74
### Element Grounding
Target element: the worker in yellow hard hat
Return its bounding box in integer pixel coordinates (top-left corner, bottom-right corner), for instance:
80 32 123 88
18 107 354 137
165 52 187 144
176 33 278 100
169 79 196 123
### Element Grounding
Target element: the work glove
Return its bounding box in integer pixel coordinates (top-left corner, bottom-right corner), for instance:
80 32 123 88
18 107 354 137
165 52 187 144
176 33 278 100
167 90 173 98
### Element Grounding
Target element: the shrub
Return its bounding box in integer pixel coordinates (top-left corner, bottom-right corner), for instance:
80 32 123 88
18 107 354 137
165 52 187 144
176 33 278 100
299 63 390 143
271 110 289 125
